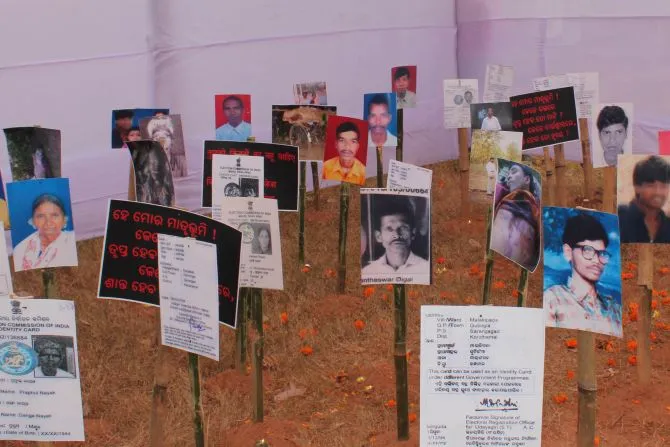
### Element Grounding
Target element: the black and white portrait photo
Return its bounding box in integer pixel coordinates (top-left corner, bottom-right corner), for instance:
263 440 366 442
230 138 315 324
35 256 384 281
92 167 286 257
240 178 260 198
592 103 633 168
4 127 62 181
251 223 272 255
127 140 175 207
140 114 188 178
360 189 431 285
32 335 76 379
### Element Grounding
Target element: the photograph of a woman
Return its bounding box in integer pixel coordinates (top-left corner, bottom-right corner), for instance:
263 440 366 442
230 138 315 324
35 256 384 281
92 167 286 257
7 178 78 272
251 224 272 255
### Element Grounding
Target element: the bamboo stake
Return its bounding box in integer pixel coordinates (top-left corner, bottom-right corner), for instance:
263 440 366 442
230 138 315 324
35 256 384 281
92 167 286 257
376 146 383 187
298 161 307 265
579 118 594 201
36 269 56 447
251 288 265 421
602 167 616 214
187 353 205 447
396 109 404 162
637 245 653 386
310 161 320 210
554 144 567 207
482 206 494 305
543 147 556 206
458 127 470 217
235 288 249 373
337 183 350 293
393 284 409 440
516 269 529 307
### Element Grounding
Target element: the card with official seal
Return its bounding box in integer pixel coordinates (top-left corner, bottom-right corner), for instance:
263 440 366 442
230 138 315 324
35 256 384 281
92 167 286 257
212 197 283 290
212 154 264 201
420 305 545 447
443 79 478 129
387 159 432 191
360 188 431 286
158 234 219 361
0 299 84 441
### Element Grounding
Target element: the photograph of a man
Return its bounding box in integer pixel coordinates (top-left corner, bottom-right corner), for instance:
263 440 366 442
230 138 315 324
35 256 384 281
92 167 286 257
33 336 76 378
391 66 417 109
592 103 633 168
215 94 252 142
322 116 369 186
617 155 670 243
543 208 622 337
361 191 430 285
364 93 397 148
481 107 502 131
469 102 514 131
111 109 134 148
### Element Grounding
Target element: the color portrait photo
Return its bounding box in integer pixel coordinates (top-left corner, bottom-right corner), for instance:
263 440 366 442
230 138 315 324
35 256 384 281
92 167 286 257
4 127 61 181
391 66 417 109
272 105 336 161
490 159 542 272
214 94 252 142
469 102 514 131
617 154 670 243
140 114 188 178
7 178 78 272
322 116 369 186
543 207 622 338
111 108 169 149
591 103 633 168
364 93 398 148
127 140 175 207
293 81 327 105
469 130 522 197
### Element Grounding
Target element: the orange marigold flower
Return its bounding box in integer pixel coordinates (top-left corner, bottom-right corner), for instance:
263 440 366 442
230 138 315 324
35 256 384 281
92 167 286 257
298 328 309 339
469 264 481 276
659 266 670 275
566 370 575 380
324 268 336 278
280 312 289 324
652 300 658 310
354 319 365 331
552 393 568 404
621 272 634 280
385 284 394 291
263 322 270 331
652 289 660 297
594 435 601 446
436 256 446 265
625 262 637 271
300 345 314 356
632 399 641 405
301 265 312 273
384 399 397 409
565 338 578 349
663 297 670 306
661 289 669 297
626 339 638 352
627 355 637 366
408 413 417 423
363 286 375 298
493 280 505 290
650 332 658 342
607 358 616 367
408 290 418 298
655 321 666 330
512 289 519 298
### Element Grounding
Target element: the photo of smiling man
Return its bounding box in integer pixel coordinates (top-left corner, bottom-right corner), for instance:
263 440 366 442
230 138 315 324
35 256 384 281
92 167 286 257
322 116 369 186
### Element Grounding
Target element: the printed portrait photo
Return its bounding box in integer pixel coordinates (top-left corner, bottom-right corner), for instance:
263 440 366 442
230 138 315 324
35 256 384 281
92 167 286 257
591 103 633 168
364 93 398 148
469 102 514 131
0 169 10 230
543 207 622 338
322 116 369 186
111 108 169 149
4 127 61 181
490 159 542 272
214 94 252 142
360 190 431 285
469 130 522 195
272 105 337 161
239 178 260 198
391 66 417 109
250 223 272 255
32 335 76 379
617 154 670 243
127 140 175 207
293 81 328 106
7 178 78 272
140 114 188 178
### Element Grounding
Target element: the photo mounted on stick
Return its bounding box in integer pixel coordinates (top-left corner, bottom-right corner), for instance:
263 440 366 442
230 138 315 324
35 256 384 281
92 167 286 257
490 159 542 272
139 114 188 178
659 130 670 156
293 81 327 105
0 169 10 229
360 189 430 285
322 116 369 186
4 127 61 181
127 140 175 207
214 94 252 142
364 93 397 148
111 108 169 148
32 335 76 378
469 102 514 131
443 79 478 129
543 207 622 338
591 103 633 168
7 178 78 272
469 130 522 196
272 104 336 161
391 66 417 109
617 154 670 243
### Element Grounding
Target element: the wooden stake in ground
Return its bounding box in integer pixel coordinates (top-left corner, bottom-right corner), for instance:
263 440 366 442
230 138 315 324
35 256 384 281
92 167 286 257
337 182 350 293
298 161 307 265
554 144 567 207
251 288 265 421
235 288 249 372
36 269 56 447
516 269 529 307
543 147 556 206
482 206 494 305
376 146 383 187
187 353 205 447
310 161 320 210
637 245 653 386
579 118 594 201
458 127 470 217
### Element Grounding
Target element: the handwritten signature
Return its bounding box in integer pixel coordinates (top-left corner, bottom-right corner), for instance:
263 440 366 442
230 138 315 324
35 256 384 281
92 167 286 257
189 317 207 332
475 397 519 412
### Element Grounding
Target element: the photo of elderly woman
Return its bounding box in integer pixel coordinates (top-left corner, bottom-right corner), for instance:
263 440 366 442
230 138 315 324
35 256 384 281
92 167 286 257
6 178 78 272
127 140 175 207
251 224 272 255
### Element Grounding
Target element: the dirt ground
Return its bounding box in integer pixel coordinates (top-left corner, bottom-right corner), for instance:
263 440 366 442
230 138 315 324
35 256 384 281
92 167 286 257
4 158 670 446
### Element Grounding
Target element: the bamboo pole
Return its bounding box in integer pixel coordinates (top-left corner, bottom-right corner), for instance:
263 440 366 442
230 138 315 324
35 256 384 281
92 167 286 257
516 269 529 307
310 161 320 210
187 353 205 447
298 161 307 265
637 245 653 386
579 118 594 201
337 183 350 293
376 146 383 187
543 147 556 206
458 127 470 217
482 206 494 305
36 269 56 447
235 288 249 373
554 144 567 207
393 284 409 440
396 109 404 162
602 167 616 214
251 288 265 421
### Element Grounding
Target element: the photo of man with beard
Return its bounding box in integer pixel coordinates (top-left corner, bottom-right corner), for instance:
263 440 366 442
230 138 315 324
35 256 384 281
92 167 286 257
33 336 76 378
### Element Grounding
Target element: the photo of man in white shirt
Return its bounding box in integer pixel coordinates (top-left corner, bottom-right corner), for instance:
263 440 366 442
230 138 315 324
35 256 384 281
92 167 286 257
481 107 502 131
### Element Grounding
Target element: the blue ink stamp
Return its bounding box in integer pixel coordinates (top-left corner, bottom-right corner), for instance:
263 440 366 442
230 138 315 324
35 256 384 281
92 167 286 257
0 341 38 376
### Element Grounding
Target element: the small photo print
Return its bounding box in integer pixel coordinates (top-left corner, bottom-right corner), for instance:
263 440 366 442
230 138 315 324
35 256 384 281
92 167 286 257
469 102 514 131
32 335 76 379
127 140 175 207
250 223 272 255
391 66 417 109
322 116 369 186
215 94 252 142
111 108 169 149
364 93 398 148
490 159 542 272
272 105 337 161
469 130 523 194
543 207 622 338
659 130 670 156
0 168 10 230
617 154 670 243
4 127 61 181
140 114 188 178
293 81 328 106
7 178 78 272
239 178 260 198
591 103 633 168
